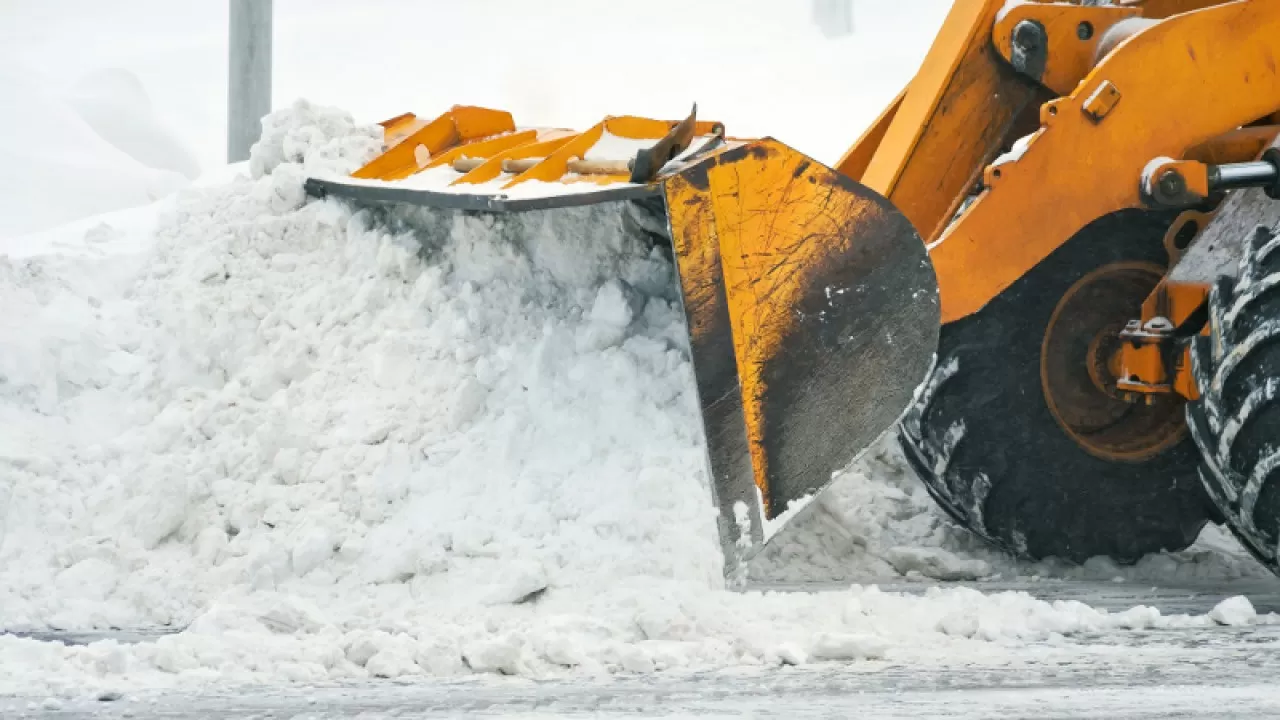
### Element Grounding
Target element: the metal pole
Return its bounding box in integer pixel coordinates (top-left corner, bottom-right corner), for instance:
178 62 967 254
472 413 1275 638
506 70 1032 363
228 0 272 162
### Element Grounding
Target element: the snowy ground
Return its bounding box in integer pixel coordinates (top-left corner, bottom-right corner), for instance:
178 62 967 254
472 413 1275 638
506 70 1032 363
8 581 1280 718
4 2 1280 716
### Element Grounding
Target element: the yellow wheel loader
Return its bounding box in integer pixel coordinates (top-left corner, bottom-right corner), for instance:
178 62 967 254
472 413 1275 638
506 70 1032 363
306 0 1280 579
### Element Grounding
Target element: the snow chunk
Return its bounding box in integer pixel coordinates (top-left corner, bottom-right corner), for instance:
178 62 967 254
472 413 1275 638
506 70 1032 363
344 631 391 667
590 279 637 328
249 99 382 179
132 479 190 550
809 632 888 661
774 643 808 666
448 378 489 431
884 547 991 581
616 644 655 674
579 279 642 350
463 635 525 675
483 560 549 605
290 527 334 577
366 647 421 678
1209 596 1256 626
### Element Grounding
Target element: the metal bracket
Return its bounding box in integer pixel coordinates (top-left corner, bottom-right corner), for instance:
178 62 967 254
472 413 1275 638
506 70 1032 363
1141 154 1280 209
992 2 1140 95
1116 317 1177 397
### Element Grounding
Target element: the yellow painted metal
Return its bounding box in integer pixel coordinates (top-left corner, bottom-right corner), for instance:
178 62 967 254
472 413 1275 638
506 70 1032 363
503 123 607 185
662 140 937 524
504 116 726 187
857 0 1040 244
351 108 728 190
1186 125 1280 165
1162 208 1218 266
450 132 578 185
930 0 1280 324
703 149 835 506
352 106 515 181
861 0 997 196
835 89 904 182
1116 0 1237 18
422 129 539 170
379 112 427 146
499 116 725 187
1117 279 1210 399
1081 80 1122 121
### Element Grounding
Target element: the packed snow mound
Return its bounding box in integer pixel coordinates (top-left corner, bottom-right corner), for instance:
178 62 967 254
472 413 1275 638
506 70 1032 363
0 101 1271 696
0 99 720 631
0 70 190 239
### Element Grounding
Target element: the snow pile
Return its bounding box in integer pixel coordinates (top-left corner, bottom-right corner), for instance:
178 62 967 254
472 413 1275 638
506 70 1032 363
1208 595 1256 627
1 98 717 631
0 101 1271 697
0 69 196 239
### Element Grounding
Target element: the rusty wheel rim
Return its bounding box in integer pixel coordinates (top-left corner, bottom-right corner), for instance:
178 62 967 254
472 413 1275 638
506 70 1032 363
1040 261 1187 462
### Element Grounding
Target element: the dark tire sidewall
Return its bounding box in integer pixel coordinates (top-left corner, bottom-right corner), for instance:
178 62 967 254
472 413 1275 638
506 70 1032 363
923 210 1210 562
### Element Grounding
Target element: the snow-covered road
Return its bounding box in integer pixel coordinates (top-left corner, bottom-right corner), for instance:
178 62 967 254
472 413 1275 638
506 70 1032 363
7 580 1280 719
13 662 1280 718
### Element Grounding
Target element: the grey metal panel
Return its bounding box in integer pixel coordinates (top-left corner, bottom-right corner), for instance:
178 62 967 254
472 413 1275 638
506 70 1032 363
303 177 660 213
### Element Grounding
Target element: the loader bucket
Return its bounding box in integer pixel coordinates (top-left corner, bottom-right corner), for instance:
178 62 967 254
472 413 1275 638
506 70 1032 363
305 106 940 579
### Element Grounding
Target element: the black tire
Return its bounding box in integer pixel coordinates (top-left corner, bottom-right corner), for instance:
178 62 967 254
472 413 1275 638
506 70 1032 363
898 210 1211 563
1188 222 1280 572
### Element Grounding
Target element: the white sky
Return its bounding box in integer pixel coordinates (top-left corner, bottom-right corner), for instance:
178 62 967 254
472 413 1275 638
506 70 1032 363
0 0 951 171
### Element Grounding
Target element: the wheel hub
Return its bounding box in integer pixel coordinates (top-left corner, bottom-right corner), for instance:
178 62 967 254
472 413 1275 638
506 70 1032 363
1085 321 1126 400
1040 262 1187 462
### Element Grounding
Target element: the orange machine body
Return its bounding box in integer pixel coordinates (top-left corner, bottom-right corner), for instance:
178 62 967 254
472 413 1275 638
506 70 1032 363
839 0 1280 401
